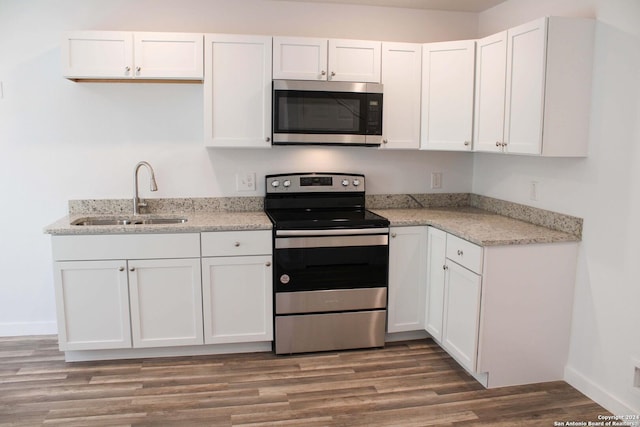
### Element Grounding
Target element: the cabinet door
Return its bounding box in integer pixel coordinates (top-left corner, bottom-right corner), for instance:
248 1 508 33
273 37 328 80
128 258 203 348
62 31 133 79
380 42 422 150
201 255 273 344
425 227 446 341
53 260 131 351
421 40 475 151
134 32 203 79
387 226 427 333
503 17 547 155
204 34 272 147
442 260 482 372
328 39 381 82
473 31 507 153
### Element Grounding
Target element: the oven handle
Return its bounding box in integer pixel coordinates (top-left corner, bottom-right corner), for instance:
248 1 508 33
275 228 389 237
275 234 388 249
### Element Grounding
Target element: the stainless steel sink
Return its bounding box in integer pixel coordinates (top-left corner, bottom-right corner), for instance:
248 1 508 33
133 218 188 225
71 217 187 226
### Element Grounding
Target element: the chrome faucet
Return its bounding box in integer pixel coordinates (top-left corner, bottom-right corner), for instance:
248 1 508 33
133 161 158 215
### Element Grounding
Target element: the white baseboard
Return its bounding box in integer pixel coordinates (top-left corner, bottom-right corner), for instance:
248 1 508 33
385 330 429 342
565 365 640 415
0 321 57 337
64 342 273 362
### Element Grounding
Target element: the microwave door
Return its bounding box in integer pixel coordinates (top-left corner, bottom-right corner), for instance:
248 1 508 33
273 88 372 145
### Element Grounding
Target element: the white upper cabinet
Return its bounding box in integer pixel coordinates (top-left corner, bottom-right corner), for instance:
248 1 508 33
62 31 133 79
473 31 508 153
328 39 381 82
503 18 548 155
420 40 476 151
273 37 381 82
204 34 272 148
380 42 422 150
133 32 203 79
273 37 328 80
475 17 595 156
62 31 203 80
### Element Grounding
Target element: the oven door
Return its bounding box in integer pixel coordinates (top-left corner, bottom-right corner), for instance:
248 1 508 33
273 231 389 293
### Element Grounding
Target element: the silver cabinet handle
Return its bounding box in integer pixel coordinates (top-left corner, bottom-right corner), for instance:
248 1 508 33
136 66 141 72
119 267 125 272
443 265 448 270
457 249 463 256
330 71 336 77
321 70 326 76
125 66 131 73
265 137 271 142
129 267 135 272
502 142 508 147
391 233 397 238
265 262 271 267
496 141 501 147
382 139 388 144
234 242 240 247
464 141 470 146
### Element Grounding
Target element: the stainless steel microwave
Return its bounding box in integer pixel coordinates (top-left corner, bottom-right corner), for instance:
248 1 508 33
272 80 383 147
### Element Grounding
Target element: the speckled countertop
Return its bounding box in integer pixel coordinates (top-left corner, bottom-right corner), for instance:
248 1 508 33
43 195 582 246
44 211 273 235
371 207 579 246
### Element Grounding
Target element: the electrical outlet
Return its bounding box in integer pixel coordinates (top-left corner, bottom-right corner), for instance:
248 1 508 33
431 172 442 189
236 172 256 192
530 181 539 201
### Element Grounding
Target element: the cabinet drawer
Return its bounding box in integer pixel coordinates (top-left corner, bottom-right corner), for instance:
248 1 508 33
446 234 483 274
52 233 200 261
201 230 272 257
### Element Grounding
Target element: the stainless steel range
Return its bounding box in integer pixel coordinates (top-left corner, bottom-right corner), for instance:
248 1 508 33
264 172 390 355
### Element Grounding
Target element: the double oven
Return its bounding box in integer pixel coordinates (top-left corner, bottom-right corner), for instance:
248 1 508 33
264 173 390 355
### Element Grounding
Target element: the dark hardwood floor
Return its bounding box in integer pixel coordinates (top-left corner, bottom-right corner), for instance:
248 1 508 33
0 336 610 426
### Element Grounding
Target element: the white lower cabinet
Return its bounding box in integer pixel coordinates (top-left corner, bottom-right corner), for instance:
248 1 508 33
426 227 483 373
53 260 132 351
424 226 579 388
201 230 273 345
52 231 274 356
52 234 202 351
201 255 273 344
387 226 427 333
424 227 446 341
441 259 482 372
128 258 203 348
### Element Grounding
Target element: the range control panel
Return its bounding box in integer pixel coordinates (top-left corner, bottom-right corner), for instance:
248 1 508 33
266 173 365 193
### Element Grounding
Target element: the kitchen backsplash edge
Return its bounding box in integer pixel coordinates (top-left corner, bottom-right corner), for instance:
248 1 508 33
467 194 583 238
68 193 582 238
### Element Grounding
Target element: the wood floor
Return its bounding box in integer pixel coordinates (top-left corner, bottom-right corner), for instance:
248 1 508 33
0 336 609 426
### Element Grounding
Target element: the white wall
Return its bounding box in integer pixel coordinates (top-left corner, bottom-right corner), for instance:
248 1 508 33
5 0 637 417
476 0 640 415
0 0 475 335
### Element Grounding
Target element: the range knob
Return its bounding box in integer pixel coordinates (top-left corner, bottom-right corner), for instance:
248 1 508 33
352 179 361 187
283 180 291 188
341 179 350 187
271 180 280 188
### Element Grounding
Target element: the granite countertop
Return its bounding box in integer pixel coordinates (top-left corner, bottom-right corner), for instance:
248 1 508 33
372 207 579 246
44 211 273 235
43 195 581 246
